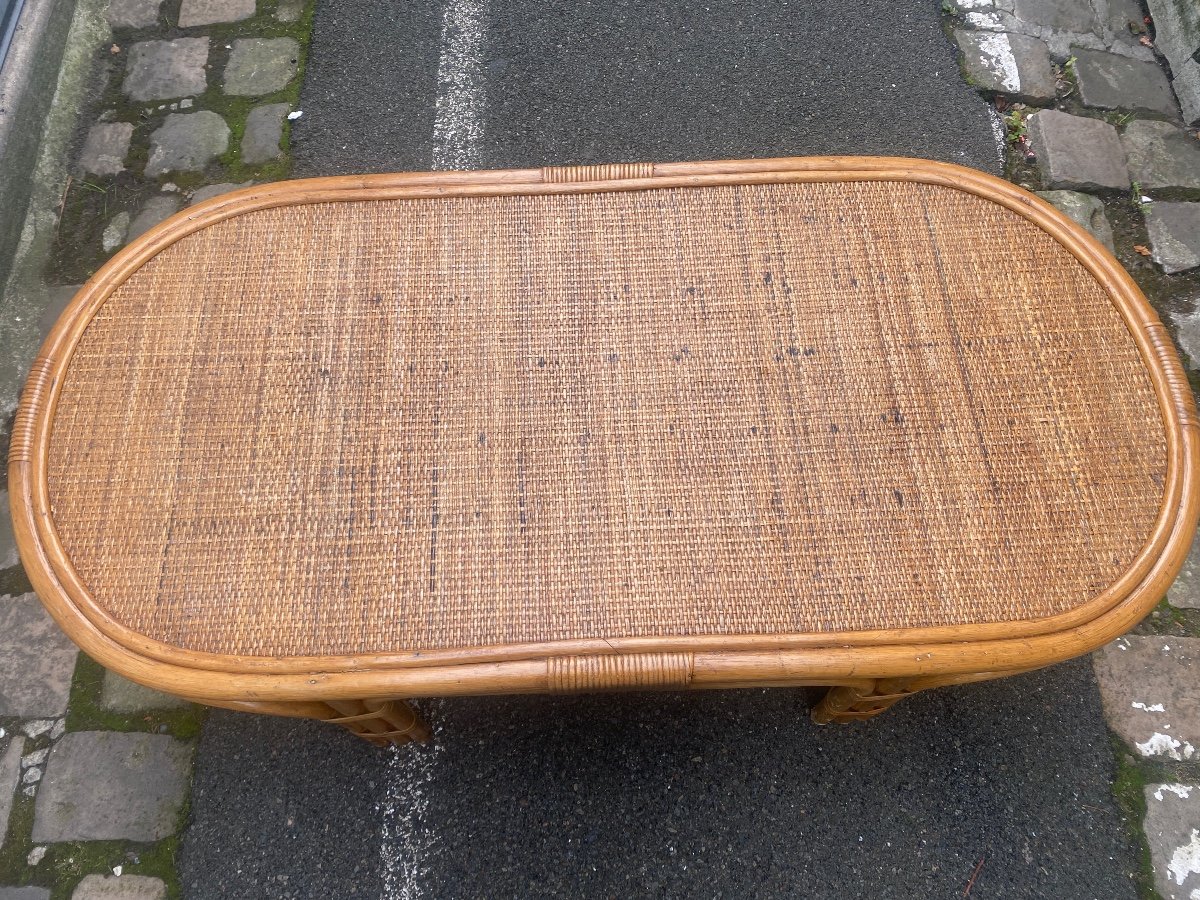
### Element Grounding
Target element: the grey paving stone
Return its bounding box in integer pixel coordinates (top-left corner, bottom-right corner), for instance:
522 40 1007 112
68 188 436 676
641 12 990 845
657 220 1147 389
178 0 255 27
77 123 133 176
223 38 299 97
1074 49 1179 117
20 721 55 740
1145 0 1200 85
1013 0 1097 33
71 874 167 900
0 489 18 569
125 195 182 244
1143 783 1200 900
1146 202 1200 274
1174 57 1200 126
122 39 209 102
1123 120 1200 190
0 737 23 848
241 102 287 163
102 212 131 253
954 30 1055 102
0 889 51 899
105 0 162 29
145 111 229 176
1035 190 1115 250
275 0 303 22
101 670 190 713
188 181 254 205
1171 305 1200 373
1093 636 1200 760
1103 0 1147 40
32 732 193 842
0 593 78 718
1027 109 1129 191
957 7 1014 32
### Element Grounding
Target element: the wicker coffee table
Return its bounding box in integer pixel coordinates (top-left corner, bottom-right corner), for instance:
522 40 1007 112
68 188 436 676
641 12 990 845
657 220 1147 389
10 157 1198 746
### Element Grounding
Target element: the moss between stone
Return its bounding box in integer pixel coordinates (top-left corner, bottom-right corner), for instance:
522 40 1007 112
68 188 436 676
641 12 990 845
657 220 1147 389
1110 735 1162 900
13 5 317 893
275 0 317 161
1104 193 1200 324
937 3 1200 893
49 175 146 284
0 790 37 886
0 833 184 900
46 0 317 284
1102 109 1139 129
66 654 206 742
214 0 315 180
40 833 184 900
1059 55 1079 93
0 653 211 898
0 754 185 898
1131 596 1200 639
1110 733 1200 900
0 654 203 896
1143 187 1200 204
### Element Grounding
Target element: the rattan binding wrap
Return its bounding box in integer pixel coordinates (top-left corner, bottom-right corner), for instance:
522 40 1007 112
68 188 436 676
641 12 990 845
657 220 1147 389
10 157 1199 711
547 653 695 692
542 163 655 182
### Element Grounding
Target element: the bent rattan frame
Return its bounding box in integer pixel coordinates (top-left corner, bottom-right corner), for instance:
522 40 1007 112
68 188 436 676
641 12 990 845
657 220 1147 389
9 156 1200 737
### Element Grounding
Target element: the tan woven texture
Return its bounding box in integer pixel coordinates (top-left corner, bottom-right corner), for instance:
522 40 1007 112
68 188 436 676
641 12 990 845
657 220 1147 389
47 180 1167 657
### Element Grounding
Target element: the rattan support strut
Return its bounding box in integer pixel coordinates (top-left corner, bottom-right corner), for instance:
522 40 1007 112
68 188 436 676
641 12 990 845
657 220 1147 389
811 670 1042 724
196 697 431 746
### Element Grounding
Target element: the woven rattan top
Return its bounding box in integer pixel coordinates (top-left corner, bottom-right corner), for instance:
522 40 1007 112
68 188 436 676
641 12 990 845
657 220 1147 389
25 161 1186 660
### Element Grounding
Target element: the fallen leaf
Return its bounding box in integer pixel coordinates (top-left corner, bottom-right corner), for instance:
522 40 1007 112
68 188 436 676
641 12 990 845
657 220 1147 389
1134 245 1152 256
1140 35 1154 47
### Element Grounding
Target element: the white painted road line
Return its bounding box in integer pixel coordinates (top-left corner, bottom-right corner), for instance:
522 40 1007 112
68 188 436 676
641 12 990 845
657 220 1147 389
384 0 490 882
380 701 445 900
975 32 1020 95
431 0 489 170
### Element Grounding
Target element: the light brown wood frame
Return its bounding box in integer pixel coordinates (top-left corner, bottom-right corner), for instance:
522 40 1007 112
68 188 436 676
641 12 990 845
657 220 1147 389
10 157 1200 741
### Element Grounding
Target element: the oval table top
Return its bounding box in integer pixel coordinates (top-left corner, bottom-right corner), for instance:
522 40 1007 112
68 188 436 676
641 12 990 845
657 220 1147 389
10 157 1199 701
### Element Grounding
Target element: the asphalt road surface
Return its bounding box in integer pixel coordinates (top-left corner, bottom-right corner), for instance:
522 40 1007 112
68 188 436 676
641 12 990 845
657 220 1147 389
178 2 1141 898
289 0 1005 175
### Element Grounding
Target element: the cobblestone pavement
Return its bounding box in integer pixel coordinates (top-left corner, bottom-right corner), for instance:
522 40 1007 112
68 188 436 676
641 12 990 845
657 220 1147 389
0 0 312 896
948 1 1200 896
1 0 1200 897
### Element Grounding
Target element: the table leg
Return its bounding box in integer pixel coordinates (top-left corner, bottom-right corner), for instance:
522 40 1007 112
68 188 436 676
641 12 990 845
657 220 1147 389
193 697 431 747
323 698 431 746
810 682 916 723
811 669 1040 724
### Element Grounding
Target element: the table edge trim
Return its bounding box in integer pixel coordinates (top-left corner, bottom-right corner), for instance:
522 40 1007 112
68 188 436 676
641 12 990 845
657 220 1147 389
10 155 1199 698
